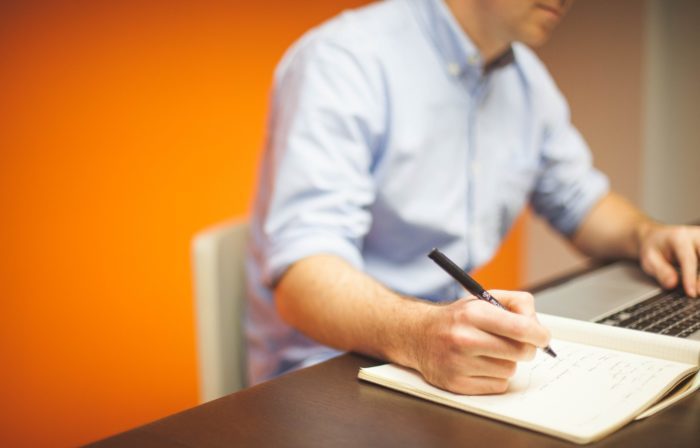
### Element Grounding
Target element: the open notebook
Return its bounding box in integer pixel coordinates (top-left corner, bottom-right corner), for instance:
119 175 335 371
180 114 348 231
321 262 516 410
358 314 700 445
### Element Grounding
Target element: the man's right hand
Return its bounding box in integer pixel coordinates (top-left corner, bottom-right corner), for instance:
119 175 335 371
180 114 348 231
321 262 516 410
275 255 550 396
411 290 551 395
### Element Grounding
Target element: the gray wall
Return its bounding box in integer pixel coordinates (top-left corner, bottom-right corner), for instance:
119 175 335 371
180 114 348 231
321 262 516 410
522 0 700 286
643 0 700 224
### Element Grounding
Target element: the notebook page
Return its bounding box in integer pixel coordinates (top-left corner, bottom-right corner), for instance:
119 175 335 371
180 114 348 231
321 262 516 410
359 340 696 444
635 371 700 419
538 313 700 365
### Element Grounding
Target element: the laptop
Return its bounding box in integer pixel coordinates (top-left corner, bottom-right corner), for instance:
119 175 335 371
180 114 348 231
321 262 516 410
535 261 700 341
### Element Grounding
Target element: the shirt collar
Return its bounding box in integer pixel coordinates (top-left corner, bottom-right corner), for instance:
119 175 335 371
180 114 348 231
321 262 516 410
410 0 516 78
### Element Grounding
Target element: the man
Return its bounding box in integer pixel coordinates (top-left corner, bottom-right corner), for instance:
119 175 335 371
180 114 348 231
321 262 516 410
245 0 700 393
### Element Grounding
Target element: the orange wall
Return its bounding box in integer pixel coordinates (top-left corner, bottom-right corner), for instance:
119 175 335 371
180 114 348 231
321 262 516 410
0 1 521 446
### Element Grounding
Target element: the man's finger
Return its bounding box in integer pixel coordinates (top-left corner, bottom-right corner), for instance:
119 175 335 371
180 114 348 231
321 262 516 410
671 233 698 297
457 356 518 379
464 301 550 348
445 375 509 395
453 325 538 362
489 290 536 317
643 249 678 290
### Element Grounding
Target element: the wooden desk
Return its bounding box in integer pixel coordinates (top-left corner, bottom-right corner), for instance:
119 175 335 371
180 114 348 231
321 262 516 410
91 351 700 447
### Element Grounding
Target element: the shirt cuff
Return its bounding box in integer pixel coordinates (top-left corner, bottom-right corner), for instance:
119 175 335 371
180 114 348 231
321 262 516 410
551 170 610 237
263 233 364 288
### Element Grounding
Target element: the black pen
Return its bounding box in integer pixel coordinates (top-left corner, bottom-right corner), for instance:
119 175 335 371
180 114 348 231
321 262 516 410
428 248 557 358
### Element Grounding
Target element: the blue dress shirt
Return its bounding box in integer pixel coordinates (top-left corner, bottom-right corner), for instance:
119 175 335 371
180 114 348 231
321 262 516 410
245 0 609 384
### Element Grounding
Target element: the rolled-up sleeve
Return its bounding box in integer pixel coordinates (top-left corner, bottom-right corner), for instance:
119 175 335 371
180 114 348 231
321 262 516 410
530 86 610 237
258 32 386 287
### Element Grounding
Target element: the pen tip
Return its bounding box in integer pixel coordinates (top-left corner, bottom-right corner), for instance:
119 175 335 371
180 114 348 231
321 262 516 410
543 346 557 358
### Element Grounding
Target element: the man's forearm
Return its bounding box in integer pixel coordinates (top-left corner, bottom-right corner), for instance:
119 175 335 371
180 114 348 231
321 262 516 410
274 253 552 394
571 192 657 260
274 254 432 369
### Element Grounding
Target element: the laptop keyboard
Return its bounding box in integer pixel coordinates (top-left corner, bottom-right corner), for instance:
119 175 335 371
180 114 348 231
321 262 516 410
596 289 700 338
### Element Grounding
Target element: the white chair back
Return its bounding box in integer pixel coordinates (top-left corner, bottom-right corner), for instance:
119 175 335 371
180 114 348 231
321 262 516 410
191 220 248 402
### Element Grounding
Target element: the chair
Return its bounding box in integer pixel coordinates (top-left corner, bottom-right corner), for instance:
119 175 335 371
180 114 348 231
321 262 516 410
191 219 249 403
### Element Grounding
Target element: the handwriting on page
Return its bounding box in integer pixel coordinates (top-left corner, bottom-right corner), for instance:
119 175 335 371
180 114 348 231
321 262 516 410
522 343 662 398
463 340 687 432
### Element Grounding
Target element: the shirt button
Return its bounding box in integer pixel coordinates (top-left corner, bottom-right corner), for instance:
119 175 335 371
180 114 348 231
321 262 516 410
468 54 480 66
447 62 461 77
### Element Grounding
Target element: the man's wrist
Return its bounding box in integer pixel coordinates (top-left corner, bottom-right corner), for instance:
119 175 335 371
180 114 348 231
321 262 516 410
384 296 437 371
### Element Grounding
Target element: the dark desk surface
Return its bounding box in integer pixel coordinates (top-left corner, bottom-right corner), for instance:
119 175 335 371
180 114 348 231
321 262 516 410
92 351 700 447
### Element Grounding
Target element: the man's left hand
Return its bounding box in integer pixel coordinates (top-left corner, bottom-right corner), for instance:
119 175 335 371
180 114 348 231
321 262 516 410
638 223 700 298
